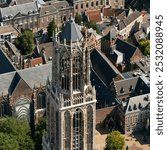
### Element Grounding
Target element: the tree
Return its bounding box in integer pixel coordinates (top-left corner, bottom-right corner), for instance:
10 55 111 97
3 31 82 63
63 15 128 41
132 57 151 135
34 117 46 150
138 39 150 56
47 18 57 41
0 133 19 150
0 117 34 150
105 131 125 150
75 13 82 25
15 29 34 55
85 21 100 33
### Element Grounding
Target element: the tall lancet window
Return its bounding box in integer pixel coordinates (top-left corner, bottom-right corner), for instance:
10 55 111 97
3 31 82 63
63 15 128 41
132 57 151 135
61 56 70 90
73 55 81 91
73 108 83 150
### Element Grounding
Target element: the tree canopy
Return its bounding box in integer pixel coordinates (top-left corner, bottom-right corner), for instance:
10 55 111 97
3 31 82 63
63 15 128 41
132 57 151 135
0 117 34 150
15 29 34 55
138 39 150 56
75 13 82 25
85 21 100 33
47 18 57 41
105 131 125 150
34 117 46 150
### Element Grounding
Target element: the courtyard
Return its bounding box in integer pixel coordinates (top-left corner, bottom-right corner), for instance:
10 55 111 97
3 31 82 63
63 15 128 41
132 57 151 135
95 128 150 150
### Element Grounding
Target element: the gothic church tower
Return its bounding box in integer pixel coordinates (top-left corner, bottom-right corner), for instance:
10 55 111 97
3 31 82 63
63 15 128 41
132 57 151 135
43 17 96 150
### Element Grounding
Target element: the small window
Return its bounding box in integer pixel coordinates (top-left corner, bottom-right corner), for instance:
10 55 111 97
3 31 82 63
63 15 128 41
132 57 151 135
120 87 124 93
91 2 94 7
100 0 103 5
86 3 89 8
96 1 98 6
75 4 78 9
37 92 46 109
106 0 109 5
81 3 83 9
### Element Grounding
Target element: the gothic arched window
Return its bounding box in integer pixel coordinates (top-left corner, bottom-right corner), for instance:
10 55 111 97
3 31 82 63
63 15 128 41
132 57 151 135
0 101 8 117
73 55 81 91
64 111 71 149
73 108 83 150
37 92 46 109
61 57 70 90
87 105 93 150
15 98 30 121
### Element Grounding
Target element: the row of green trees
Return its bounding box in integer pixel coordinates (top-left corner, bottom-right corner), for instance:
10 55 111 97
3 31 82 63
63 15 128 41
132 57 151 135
0 117 46 150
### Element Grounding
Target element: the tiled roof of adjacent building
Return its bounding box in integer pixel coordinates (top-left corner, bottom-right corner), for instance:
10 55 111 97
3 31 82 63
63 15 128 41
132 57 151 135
86 9 102 22
113 76 150 97
0 1 38 20
124 93 150 114
91 49 124 86
117 11 141 31
0 48 16 74
91 69 119 109
0 63 52 95
115 38 138 61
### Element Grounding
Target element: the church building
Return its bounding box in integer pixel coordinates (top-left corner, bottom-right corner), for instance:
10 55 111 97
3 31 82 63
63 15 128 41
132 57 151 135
42 17 97 150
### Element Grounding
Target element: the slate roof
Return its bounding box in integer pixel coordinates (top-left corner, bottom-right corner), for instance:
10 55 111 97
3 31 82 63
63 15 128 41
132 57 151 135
91 69 119 109
124 93 150 115
39 1 71 16
0 71 16 95
15 0 33 5
0 2 38 20
115 38 138 61
0 63 52 95
110 50 123 64
91 49 123 86
39 4 56 16
0 48 16 74
113 76 150 97
117 11 141 31
60 17 83 42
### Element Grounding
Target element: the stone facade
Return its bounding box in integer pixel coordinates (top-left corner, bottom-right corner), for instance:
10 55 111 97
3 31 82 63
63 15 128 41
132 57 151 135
43 18 96 150
68 0 124 15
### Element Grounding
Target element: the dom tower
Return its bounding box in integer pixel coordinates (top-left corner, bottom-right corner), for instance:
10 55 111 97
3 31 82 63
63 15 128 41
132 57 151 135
43 17 96 150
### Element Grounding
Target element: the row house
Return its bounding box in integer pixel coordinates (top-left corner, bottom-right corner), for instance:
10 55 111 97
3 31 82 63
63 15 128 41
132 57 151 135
38 1 73 30
67 0 125 15
0 1 39 32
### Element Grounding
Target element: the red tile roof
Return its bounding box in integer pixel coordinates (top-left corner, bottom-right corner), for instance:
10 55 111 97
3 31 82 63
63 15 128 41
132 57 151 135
87 9 102 22
30 57 43 67
103 7 125 18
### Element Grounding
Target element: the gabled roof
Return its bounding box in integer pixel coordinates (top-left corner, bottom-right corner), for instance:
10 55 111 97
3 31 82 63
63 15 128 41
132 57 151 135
0 2 38 20
91 69 119 108
0 71 16 95
114 77 150 97
0 48 16 74
0 63 52 95
91 49 123 86
60 17 83 42
8 72 21 95
125 94 150 114
115 38 138 61
86 9 102 22
117 11 141 31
